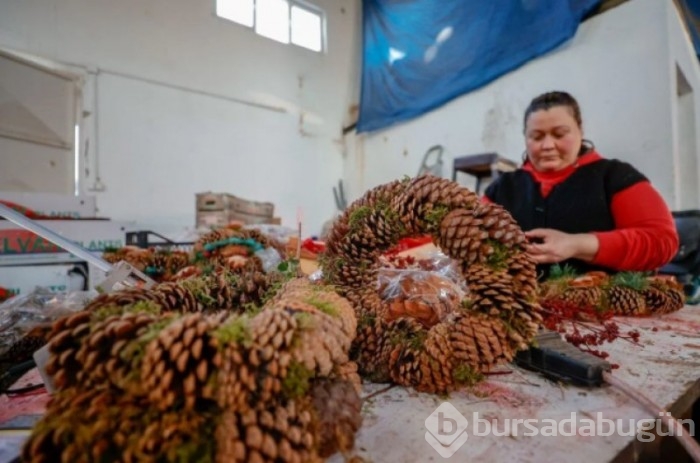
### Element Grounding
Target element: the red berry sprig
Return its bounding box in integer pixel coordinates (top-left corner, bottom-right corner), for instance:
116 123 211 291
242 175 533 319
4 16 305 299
540 299 641 365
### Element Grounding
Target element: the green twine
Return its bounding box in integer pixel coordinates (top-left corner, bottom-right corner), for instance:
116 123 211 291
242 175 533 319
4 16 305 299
203 237 264 253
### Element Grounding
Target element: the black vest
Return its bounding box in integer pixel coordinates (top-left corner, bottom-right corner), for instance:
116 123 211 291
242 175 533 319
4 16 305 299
484 159 647 277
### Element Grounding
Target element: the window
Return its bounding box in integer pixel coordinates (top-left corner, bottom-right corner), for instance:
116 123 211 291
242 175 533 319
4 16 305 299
216 0 324 52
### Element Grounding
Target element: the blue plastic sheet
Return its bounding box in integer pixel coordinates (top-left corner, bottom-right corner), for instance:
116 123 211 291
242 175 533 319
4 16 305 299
357 0 601 133
678 0 700 60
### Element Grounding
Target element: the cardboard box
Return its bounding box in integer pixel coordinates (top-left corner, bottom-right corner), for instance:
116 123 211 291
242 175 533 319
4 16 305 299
0 192 97 218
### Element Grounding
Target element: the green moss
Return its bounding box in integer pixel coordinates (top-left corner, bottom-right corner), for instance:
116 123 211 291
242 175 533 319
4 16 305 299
313 283 339 296
460 299 474 311
242 302 263 316
376 200 407 237
213 316 251 346
171 441 214 463
485 239 510 271
610 271 649 291
424 204 450 231
357 312 377 330
319 256 346 284
293 312 315 331
181 277 217 308
282 361 315 399
304 296 338 318
120 316 175 382
348 205 372 232
276 259 300 276
92 304 125 321
389 325 427 350
452 364 484 386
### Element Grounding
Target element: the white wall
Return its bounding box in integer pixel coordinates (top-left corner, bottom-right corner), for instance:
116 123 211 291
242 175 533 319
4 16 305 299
0 0 360 237
346 0 698 210
668 0 700 210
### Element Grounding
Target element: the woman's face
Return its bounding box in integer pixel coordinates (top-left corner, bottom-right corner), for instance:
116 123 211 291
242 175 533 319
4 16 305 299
524 106 583 172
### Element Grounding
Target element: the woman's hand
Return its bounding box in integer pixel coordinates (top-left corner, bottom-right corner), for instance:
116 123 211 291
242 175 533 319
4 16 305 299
524 228 599 264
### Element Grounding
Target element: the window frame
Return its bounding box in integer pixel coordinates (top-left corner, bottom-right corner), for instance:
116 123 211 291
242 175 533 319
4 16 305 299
214 0 327 53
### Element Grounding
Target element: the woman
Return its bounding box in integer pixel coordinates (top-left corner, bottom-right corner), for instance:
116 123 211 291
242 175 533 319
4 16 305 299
483 91 678 276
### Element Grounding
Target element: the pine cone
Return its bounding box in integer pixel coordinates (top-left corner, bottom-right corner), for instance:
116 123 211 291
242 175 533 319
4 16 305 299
215 400 319 463
465 265 519 316
74 312 157 392
647 278 686 314
141 313 223 410
309 379 363 458
449 311 515 369
351 309 392 383
44 310 92 389
128 407 214 462
166 250 192 274
333 361 362 394
504 250 538 298
247 309 297 403
471 202 526 247
417 323 455 393
559 286 603 309
436 209 488 265
276 279 357 338
0 325 50 364
270 300 352 377
384 318 427 388
606 286 647 315
153 282 202 312
83 287 165 313
392 176 478 234
663 287 686 313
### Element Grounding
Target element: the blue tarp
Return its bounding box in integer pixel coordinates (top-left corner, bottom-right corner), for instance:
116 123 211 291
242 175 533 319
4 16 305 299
678 0 700 60
357 0 601 133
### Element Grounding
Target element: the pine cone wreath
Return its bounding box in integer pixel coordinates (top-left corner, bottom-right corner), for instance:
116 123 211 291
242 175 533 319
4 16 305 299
323 176 542 392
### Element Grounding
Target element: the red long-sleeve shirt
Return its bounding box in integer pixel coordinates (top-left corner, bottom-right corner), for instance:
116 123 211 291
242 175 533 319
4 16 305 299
483 153 679 271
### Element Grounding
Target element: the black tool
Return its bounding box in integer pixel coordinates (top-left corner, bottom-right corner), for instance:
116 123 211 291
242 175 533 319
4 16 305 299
514 330 611 387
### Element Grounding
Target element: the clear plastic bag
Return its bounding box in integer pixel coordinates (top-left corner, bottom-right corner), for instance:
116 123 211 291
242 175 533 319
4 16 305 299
378 249 468 293
377 267 466 329
0 287 97 357
254 247 283 273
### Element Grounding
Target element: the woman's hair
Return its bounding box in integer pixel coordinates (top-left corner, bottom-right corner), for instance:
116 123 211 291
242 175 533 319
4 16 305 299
522 91 592 157
523 91 582 132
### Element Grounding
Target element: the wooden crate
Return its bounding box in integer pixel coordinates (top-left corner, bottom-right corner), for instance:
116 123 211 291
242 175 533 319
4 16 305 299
228 195 274 217
196 210 229 228
196 192 228 211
